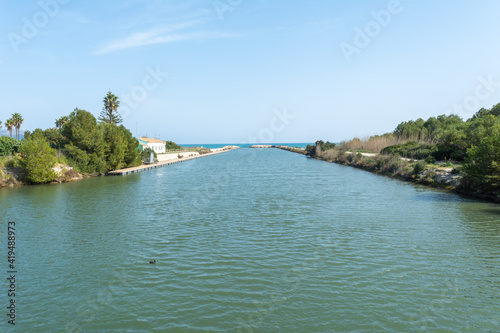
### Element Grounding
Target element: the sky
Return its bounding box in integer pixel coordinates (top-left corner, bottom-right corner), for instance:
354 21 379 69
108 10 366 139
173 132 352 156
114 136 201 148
1 0 500 144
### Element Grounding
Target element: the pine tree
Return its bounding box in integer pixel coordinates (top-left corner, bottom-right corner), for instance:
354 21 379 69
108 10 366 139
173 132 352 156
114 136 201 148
99 91 122 124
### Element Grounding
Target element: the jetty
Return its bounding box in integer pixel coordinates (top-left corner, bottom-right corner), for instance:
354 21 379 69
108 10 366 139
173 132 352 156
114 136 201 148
108 146 239 176
249 145 274 148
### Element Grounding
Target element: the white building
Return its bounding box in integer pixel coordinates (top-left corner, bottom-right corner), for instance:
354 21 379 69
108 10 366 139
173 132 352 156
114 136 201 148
138 138 166 154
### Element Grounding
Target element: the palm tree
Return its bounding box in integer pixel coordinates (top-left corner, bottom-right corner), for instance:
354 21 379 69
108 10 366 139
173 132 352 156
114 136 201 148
5 118 14 138
11 113 23 140
99 91 122 124
55 116 69 129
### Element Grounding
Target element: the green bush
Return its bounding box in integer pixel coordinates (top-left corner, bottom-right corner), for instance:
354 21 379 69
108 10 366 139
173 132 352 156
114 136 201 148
18 134 57 183
141 147 157 163
321 141 336 151
425 155 436 164
64 143 90 172
0 136 19 156
61 109 140 173
413 161 427 176
27 128 66 149
165 141 182 150
462 127 500 192
381 141 439 160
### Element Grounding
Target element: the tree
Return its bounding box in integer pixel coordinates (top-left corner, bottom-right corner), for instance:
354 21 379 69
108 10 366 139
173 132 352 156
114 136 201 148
62 108 107 174
11 113 23 140
101 123 141 170
18 133 57 183
5 118 14 138
102 123 127 170
27 128 66 149
55 116 69 129
0 136 19 156
462 123 500 193
99 91 122 124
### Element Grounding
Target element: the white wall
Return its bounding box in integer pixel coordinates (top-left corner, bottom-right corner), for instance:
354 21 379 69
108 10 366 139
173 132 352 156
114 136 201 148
147 142 165 154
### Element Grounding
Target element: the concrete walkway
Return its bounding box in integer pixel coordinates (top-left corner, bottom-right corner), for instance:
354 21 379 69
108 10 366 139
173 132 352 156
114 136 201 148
108 147 239 176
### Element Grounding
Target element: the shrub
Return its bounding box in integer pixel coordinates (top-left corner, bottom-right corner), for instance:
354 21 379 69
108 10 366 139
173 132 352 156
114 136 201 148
305 144 315 156
198 148 212 155
321 141 336 151
0 136 19 156
425 155 436 164
165 141 182 151
141 147 157 163
381 141 439 160
18 134 57 183
462 127 500 192
413 160 427 176
421 169 436 184
62 169 79 181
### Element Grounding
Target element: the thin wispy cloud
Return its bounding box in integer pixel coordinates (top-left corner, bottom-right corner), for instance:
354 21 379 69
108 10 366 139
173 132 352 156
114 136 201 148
94 20 235 55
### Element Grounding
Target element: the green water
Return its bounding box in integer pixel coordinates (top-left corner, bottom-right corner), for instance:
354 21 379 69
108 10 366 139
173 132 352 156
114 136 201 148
1 148 500 332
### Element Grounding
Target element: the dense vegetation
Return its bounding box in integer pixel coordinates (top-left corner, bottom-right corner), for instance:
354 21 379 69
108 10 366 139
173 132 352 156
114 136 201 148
54 108 140 173
305 140 336 156
0 136 20 156
165 141 182 150
18 132 57 183
309 102 500 198
1 92 142 184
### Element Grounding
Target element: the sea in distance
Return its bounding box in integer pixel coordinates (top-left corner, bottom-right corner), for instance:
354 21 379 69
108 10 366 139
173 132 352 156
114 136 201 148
180 143 313 149
1 148 499 332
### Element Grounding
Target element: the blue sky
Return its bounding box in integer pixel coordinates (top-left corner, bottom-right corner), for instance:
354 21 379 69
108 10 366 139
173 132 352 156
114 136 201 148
2 0 500 144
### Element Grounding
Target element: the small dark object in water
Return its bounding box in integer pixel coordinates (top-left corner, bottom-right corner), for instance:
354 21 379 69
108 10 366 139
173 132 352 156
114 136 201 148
150 259 157 264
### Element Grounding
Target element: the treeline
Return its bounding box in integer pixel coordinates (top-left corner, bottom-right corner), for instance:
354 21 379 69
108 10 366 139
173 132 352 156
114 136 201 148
383 103 500 194
386 103 500 161
26 108 141 175
1 91 142 184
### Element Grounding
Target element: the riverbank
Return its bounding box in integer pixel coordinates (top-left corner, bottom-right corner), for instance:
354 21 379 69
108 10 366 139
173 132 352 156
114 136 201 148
0 159 87 187
0 146 240 186
275 145 500 203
